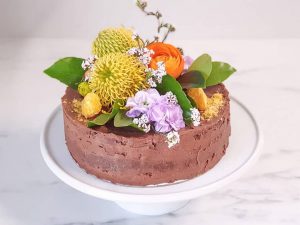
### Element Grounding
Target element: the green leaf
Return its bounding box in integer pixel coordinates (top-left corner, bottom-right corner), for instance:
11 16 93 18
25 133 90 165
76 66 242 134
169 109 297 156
188 54 212 79
187 95 197 108
113 110 144 132
177 70 206 89
43 57 85 89
156 75 193 123
206 62 236 87
114 110 133 127
87 114 111 128
87 101 121 128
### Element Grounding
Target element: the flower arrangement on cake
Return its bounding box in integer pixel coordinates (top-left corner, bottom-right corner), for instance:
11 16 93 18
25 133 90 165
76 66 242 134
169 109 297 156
43 1 236 186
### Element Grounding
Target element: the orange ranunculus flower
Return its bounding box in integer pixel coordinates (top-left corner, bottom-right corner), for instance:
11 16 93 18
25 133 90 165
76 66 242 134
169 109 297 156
147 42 184 79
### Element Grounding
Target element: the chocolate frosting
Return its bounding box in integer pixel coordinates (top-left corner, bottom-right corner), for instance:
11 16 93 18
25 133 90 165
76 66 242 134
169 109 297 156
62 84 231 186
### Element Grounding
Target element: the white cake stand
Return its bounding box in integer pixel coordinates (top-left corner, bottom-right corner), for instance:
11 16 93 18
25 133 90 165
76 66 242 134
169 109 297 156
40 97 262 216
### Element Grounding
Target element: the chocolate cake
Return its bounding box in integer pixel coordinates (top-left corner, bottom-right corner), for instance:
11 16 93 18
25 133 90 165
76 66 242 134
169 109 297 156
62 84 230 186
44 1 236 187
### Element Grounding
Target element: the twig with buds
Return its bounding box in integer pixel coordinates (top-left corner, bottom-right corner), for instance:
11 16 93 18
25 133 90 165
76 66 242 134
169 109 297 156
136 0 176 43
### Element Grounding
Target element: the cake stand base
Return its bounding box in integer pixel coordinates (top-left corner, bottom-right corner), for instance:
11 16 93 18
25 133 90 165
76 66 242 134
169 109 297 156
40 97 262 216
116 200 190 216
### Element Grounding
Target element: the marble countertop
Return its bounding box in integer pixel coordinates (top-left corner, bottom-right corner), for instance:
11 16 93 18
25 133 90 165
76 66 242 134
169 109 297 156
0 38 299 225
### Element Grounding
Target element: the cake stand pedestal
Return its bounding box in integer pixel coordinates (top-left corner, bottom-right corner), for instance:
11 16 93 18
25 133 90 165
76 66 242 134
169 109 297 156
40 97 262 215
116 201 190 216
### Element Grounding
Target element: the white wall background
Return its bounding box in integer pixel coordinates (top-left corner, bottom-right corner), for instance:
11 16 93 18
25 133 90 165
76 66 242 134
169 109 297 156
1 0 300 41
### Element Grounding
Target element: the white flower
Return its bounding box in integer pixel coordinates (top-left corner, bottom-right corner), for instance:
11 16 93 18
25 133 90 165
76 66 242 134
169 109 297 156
131 30 138 40
165 91 178 104
127 47 154 66
190 108 201 126
127 48 138 55
140 114 149 124
142 123 151 133
146 61 166 86
133 114 151 133
133 118 139 125
166 131 180 148
147 77 157 87
81 55 97 71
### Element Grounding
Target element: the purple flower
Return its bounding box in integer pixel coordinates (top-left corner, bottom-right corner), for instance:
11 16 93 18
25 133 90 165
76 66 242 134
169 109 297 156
148 99 185 133
126 89 185 133
126 89 161 118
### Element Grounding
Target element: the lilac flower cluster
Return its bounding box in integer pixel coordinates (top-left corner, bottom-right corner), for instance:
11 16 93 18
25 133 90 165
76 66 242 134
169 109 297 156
126 89 185 134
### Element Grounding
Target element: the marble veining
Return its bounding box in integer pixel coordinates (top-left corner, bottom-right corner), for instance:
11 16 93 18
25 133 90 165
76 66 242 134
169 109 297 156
0 38 300 225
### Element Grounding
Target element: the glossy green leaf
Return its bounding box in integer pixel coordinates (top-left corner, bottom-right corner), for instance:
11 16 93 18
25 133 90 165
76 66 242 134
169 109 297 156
43 57 84 89
187 54 212 79
156 75 193 123
177 70 206 89
206 62 236 87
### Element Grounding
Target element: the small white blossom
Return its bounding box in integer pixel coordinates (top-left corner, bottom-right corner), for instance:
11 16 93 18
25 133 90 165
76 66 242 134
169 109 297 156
140 114 149 124
165 91 178 104
147 77 157 87
84 72 90 81
127 47 154 66
133 118 139 125
142 123 151 133
131 30 138 40
190 108 201 126
166 131 180 148
133 114 151 133
81 55 97 71
146 61 166 86
127 48 137 55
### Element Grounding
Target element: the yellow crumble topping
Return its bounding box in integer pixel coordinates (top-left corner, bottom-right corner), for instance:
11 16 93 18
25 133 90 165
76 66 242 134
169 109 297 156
72 99 85 122
201 93 224 120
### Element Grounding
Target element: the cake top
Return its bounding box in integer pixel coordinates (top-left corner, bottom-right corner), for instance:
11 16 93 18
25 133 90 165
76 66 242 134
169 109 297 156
43 0 236 148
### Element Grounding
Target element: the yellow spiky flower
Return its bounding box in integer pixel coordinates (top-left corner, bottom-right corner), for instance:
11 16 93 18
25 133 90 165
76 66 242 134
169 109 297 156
92 27 139 57
88 53 147 107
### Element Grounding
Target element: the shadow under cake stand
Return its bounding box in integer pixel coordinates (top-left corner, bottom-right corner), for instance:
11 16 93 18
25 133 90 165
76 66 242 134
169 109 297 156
40 97 262 216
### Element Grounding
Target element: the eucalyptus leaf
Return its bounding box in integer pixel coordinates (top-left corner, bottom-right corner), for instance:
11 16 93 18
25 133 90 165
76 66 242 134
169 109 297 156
43 57 84 89
187 54 212 79
177 70 206 89
87 101 121 128
206 62 236 87
156 75 193 123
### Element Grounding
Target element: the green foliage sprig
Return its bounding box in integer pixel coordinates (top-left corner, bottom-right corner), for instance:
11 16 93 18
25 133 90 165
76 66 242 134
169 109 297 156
179 54 236 88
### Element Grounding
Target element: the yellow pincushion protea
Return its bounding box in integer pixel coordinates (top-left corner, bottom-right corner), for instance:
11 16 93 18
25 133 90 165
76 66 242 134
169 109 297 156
89 53 147 107
92 27 139 57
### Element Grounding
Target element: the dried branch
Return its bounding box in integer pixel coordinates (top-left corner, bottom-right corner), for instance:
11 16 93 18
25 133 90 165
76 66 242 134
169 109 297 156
136 0 175 43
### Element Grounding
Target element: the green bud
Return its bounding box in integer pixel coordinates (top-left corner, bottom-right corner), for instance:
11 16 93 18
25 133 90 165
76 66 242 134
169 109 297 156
78 82 91 97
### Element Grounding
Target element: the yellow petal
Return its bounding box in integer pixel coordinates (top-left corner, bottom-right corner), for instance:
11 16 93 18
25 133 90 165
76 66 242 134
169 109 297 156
187 88 208 111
